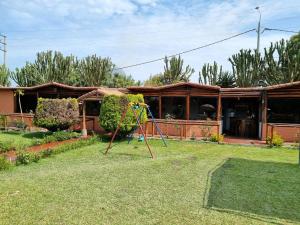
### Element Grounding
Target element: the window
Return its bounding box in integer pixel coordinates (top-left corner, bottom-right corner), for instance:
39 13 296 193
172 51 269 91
17 94 37 113
144 96 159 118
190 97 217 120
85 101 101 116
268 98 300 123
162 97 186 119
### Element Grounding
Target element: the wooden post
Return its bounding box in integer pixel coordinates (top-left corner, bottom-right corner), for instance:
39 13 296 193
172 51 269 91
262 91 268 141
217 93 222 121
185 96 190 139
186 95 190 120
82 101 87 137
152 121 154 136
159 95 162 119
217 94 222 137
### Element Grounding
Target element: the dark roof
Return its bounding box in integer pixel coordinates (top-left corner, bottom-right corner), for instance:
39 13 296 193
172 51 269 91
266 81 300 90
128 82 220 91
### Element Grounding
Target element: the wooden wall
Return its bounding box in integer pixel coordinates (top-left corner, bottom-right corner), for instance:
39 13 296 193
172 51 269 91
0 90 15 114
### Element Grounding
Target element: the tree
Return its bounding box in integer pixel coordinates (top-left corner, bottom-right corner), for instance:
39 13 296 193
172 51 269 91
228 49 264 87
99 94 147 136
162 56 194 84
144 74 164 86
263 39 300 84
109 73 139 88
199 61 235 87
11 51 79 87
10 51 140 88
78 55 114 87
34 98 79 131
0 65 10 87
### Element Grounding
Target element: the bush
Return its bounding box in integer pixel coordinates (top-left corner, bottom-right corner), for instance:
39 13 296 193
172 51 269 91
209 133 224 143
34 98 79 131
32 131 80 146
100 94 147 135
15 150 31 165
16 151 41 165
0 156 11 171
0 141 14 153
267 132 284 147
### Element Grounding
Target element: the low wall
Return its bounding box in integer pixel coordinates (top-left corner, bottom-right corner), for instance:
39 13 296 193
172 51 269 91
0 113 105 133
267 123 300 142
137 119 221 140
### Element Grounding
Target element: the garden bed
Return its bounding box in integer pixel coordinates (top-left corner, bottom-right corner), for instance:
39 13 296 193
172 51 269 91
3 138 83 161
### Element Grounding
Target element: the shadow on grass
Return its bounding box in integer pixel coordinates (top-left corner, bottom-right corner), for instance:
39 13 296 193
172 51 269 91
204 158 300 224
22 132 52 139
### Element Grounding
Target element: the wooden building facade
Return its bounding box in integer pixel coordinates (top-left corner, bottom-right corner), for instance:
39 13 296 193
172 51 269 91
1 81 300 142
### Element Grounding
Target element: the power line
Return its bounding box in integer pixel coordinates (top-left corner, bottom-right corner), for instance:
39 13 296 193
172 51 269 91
264 28 299 34
115 29 256 70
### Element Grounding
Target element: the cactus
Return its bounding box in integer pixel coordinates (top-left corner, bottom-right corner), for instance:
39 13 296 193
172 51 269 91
199 61 235 87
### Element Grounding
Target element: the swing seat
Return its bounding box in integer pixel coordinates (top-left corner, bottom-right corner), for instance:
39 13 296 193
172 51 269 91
138 135 144 142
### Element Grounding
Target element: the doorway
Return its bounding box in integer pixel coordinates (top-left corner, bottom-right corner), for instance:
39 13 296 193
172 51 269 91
222 98 260 139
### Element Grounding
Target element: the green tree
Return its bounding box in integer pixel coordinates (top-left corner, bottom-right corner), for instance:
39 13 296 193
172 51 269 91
263 39 300 84
144 74 164 86
78 55 114 86
162 56 194 84
199 61 235 87
109 73 139 88
0 65 10 87
11 51 79 86
100 94 147 136
228 49 264 87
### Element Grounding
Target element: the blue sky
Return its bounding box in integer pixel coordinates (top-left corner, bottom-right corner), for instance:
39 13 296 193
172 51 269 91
1 0 300 83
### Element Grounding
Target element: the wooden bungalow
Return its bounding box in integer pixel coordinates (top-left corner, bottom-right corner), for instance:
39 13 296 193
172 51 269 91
1 81 300 143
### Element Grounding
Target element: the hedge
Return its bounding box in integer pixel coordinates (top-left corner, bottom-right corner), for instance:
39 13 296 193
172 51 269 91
33 98 79 131
99 94 147 135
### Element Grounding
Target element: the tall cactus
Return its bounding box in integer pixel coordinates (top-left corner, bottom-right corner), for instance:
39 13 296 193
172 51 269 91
228 49 264 87
199 61 235 87
162 56 194 84
263 39 300 84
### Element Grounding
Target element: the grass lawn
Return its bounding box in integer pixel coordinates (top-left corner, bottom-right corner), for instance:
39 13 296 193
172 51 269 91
0 139 299 225
0 131 49 150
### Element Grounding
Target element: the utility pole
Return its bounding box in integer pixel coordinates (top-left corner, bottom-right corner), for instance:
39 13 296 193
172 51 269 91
255 7 261 54
0 33 7 66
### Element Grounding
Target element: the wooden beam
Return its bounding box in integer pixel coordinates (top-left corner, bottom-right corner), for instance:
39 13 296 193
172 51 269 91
159 94 162 119
186 95 190 120
82 101 87 137
217 93 222 121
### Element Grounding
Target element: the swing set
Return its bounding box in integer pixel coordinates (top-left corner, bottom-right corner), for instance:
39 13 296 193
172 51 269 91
105 102 167 159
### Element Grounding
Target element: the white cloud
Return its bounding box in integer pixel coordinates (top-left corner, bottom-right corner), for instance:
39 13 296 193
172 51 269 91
3 0 300 82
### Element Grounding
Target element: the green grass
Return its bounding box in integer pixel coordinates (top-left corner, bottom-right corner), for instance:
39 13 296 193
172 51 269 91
0 131 80 152
0 131 49 151
0 139 299 225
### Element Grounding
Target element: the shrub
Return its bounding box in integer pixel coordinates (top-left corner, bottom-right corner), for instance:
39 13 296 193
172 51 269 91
32 131 80 146
40 148 53 158
34 98 79 132
209 133 224 143
0 141 14 153
0 156 11 171
100 94 147 135
267 132 284 147
16 151 41 165
15 150 31 165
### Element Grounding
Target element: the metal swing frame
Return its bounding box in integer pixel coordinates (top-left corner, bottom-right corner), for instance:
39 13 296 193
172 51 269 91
105 102 167 159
